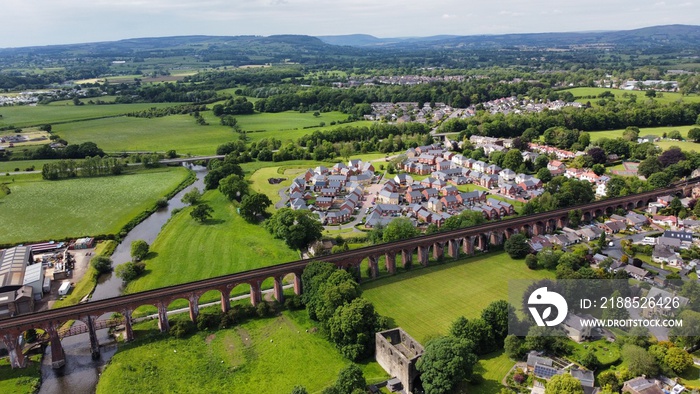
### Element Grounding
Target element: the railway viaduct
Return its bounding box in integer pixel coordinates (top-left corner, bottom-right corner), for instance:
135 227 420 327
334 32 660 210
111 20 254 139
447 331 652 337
1 179 697 369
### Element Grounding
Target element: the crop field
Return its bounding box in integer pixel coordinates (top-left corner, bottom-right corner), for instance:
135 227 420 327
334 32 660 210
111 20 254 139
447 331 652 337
96 310 387 394
361 251 555 342
562 87 700 105
0 102 185 128
0 167 190 245
589 125 700 153
125 190 299 294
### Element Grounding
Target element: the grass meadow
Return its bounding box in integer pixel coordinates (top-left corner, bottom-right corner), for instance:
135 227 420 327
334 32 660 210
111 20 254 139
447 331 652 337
0 167 190 245
562 87 700 105
589 125 700 153
0 355 42 394
361 251 555 343
51 110 373 154
124 190 299 294
0 102 185 128
96 310 387 394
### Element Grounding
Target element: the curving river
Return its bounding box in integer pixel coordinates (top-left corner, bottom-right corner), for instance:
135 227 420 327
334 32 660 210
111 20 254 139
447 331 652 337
38 164 207 394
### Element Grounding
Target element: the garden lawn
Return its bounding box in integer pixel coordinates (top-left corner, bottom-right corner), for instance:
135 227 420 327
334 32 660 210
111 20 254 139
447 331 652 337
361 251 555 342
0 102 185 128
125 190 299 294
0 168 190 245
467 351 515 394
54 115 237 155
96 310 387 394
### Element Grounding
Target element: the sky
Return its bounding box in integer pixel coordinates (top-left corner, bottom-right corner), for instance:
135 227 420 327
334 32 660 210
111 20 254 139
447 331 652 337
2 0 699 48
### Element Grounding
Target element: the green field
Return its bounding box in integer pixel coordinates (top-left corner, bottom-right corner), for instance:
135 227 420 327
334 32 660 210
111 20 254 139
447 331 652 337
362 252 555 342
0 102 185 128
53 115 237 155
589 125 700 153
0 355 42 394
96 310 387 394
0 159 56 173
562 87 700 105
51 110 373 154
0 167 190 245
248 166 306 209
125 189 299 294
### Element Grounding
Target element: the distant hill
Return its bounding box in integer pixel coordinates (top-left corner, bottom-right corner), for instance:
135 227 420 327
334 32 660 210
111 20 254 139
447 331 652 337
317 24 700 49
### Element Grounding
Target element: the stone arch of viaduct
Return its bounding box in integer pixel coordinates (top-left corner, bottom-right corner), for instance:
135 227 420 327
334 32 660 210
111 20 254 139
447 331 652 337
1 179 696 368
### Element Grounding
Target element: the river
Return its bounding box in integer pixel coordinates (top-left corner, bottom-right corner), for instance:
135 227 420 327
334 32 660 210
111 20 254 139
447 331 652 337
38 164 207 394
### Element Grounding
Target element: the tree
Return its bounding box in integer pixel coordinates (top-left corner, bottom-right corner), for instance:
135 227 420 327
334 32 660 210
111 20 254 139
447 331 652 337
416 336 478 394
591 163 605 176
190 203 213 223
669 197 683 216
265 208 323 251
503 149 523 171
90 255 112 274
622 127 640 142
622 344 658 377
688 127 700 142
181 187 202 205
239 193 272 222
597 371 622 393
525 253 539 269
545 373 584 394
316 270 361 323
658 147 685 167
586 147 607 164
301 262 337 320
578 350 600 370
450 317 495 355
536 168 552 183
664 346 693 374
218 174 249 202
333 364 366 394
597 232 607 250
382 218 417 243
637 157 663 178
130 240 149 261
504 233 530 259
327 298 383 361
568 209 582 227
481 300 514 346
504 335 524 359
668 129 683 140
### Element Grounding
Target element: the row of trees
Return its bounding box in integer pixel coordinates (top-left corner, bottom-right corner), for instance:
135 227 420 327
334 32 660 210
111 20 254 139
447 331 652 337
41 156 124 180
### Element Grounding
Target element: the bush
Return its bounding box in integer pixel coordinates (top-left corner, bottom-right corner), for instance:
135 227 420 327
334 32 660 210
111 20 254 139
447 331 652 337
284 295 304 310
115 261 146 282
155 197 168 209
170 319 195 338
130 240 149 261
197 311 224 331
256 301 274 317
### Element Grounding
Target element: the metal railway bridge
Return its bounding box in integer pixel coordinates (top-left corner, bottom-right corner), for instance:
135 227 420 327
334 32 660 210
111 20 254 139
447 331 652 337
1 178 697 368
